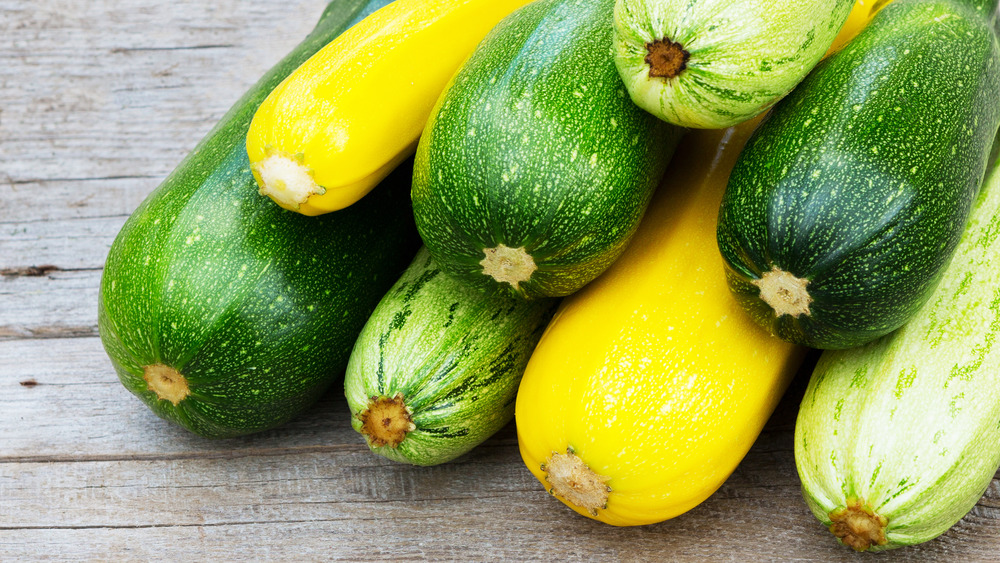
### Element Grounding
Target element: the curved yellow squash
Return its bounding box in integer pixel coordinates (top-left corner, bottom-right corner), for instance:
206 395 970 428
514 1 884 526
246 0 533 215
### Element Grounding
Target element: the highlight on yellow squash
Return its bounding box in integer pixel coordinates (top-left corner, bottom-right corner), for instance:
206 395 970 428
827 0 893 54
245 0 534 216
514 1 884 526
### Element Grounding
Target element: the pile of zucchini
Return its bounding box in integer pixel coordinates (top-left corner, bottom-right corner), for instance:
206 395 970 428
99 0 1000 552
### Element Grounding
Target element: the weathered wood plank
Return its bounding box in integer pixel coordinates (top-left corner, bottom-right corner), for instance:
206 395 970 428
0 269 102 340
1 336 997 561
2 441 997 561
0 336 362 456
0 1 319 200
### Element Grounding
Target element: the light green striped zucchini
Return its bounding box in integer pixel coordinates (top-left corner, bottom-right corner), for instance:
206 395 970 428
613 0 854 128
794 156 1000 551
344 248 555 466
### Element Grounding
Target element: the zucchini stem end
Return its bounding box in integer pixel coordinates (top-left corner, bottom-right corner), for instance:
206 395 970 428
829 499 889 551
752 266 812 318
359 394 415 448
143 364 191 406
645 38 689 79
480 244 537 291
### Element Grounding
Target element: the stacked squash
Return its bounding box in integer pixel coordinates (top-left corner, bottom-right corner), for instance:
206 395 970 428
99 0 1000 552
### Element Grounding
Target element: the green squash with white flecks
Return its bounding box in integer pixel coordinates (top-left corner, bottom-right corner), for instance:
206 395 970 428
795 153 1000 551
613 0 855 129
717 0 1000 350
411 0 683 300
98 0 420 439
345 248 555 466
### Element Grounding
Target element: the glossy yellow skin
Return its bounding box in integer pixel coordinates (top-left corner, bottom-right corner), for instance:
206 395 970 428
828 0 892 53
515 2 883 526
246 0 533 215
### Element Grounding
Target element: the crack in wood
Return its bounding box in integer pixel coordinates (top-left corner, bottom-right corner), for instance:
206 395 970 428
0 442 532 466
0 511 463 531
7 174 160 185
110 44 237 54
0 444 371 465
0 518 353 531
0 208 137 226
1 264 60 277
0 325 98 341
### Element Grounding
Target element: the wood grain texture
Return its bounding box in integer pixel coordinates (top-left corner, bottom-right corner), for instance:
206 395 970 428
0 0 997 560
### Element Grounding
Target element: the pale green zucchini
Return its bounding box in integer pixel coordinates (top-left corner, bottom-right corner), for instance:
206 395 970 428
613 0 854 128
794 157 1000 551
344 248 555 466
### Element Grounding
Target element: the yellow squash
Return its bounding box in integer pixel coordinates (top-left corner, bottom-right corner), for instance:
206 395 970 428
828 0 893 53
514 120 803 527
514 1 885 526
246 0 533 215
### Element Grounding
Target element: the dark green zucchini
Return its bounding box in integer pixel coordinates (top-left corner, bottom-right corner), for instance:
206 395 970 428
345 247 555 466
411 0 683 300
98 0 421 439
716 0 1000 349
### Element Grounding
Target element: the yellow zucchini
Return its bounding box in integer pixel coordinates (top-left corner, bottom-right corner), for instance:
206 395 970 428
246 0 533 215
514 2 883 525
514 121 804 526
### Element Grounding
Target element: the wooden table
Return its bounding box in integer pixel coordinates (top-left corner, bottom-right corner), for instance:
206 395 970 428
2 1 998 560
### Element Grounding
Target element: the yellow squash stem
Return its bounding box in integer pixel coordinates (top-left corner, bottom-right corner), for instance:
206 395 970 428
514 2 885 525
246 0 535 215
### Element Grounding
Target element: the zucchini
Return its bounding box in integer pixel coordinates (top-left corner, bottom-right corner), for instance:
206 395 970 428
344 247 555 466
98 0 420 439
716 0 1000 349
245 0 535 215
411 0 683 300
794 154 1000 551
613 0 855 129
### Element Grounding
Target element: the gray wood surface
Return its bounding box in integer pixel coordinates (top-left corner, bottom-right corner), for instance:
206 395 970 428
1 1 997 560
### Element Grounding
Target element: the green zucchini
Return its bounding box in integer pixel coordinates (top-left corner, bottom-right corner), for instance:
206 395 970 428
411 0 683 300
613 0 854 129
344 247 555 466
716 0 1000 349
794 155 1000 551
98 0 421 439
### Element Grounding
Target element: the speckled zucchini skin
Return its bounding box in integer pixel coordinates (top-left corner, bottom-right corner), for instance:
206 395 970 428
716 0 1000 349
411 0 683 300
98 0 420 439
344 248 555 466
613 0 855 129
795 157 1000 551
